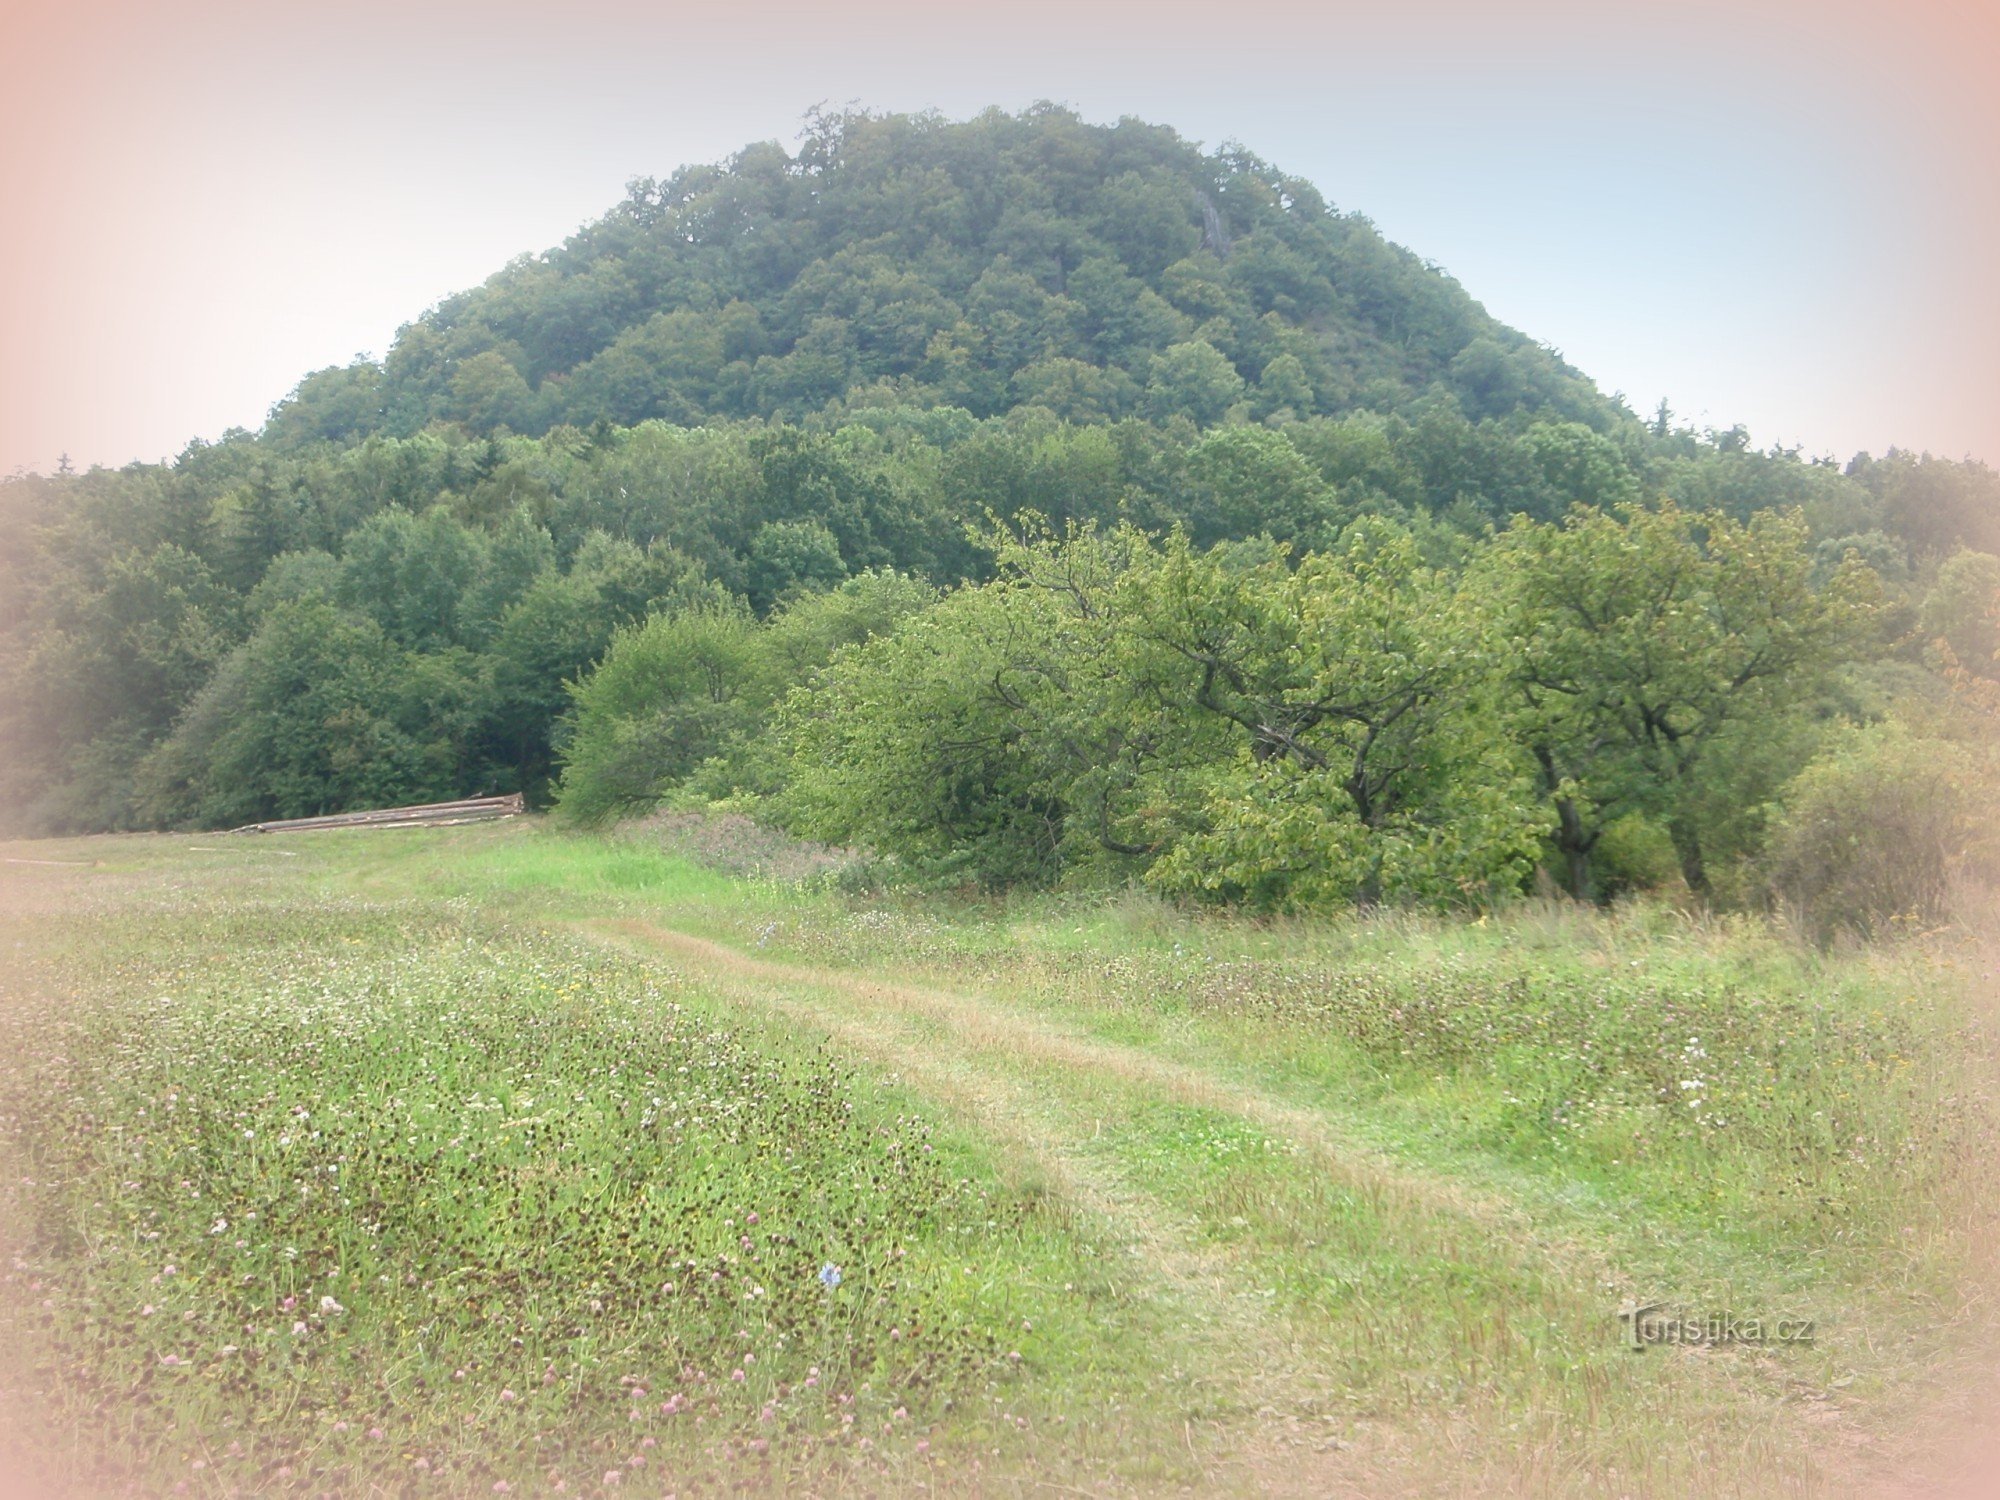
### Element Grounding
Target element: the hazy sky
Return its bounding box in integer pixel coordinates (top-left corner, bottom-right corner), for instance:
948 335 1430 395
3 0 1995 476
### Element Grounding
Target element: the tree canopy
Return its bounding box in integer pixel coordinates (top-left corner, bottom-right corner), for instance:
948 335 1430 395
264 106 1619 444
1 106 1995 927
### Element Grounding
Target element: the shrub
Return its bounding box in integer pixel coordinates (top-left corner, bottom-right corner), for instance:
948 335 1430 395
1763 721 1990 942
1589 813 1682 897
553 606 758 824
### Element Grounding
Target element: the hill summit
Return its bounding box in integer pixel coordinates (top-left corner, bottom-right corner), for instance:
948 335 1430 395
267 104 1618 447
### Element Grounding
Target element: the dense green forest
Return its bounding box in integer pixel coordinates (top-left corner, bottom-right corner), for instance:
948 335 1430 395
263 105 1624 442
3 105 1996 926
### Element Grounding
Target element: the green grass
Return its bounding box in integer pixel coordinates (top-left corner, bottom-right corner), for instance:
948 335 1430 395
674 881 1993 1260
0 852 1158 1494
2 819 1995 1496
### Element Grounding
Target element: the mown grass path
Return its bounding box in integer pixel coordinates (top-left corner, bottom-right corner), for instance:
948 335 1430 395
590 919 1394 1494
578 915 1922 1497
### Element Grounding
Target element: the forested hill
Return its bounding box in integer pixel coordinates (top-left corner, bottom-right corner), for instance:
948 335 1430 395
265 105 1619 445
2 105 1998 856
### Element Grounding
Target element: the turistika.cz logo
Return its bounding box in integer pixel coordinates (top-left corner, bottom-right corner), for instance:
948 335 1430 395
1617 1302 1815 1352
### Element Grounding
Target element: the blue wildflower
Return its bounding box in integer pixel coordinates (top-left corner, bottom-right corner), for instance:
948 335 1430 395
818 1262 842 1289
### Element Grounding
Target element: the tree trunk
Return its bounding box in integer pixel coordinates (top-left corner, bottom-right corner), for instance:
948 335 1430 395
1555 796 1596 900
1534 746 1598 900
1669 818 1710 897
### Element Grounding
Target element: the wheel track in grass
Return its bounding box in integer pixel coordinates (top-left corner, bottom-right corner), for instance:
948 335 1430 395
588 919 1610 1276
579 916 1651 1497
583 919 1388 1495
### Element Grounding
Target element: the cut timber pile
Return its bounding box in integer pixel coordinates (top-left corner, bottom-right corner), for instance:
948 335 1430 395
230 794 525 835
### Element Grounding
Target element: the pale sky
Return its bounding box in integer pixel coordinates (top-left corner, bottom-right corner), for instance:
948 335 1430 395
3 0 1994 477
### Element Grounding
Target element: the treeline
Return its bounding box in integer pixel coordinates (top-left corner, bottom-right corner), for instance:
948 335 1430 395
260 105 1619 446
558 498 2000 930
7 395 1993 926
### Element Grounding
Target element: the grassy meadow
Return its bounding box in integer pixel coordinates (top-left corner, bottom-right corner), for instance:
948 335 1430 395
1 819 1996 1497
